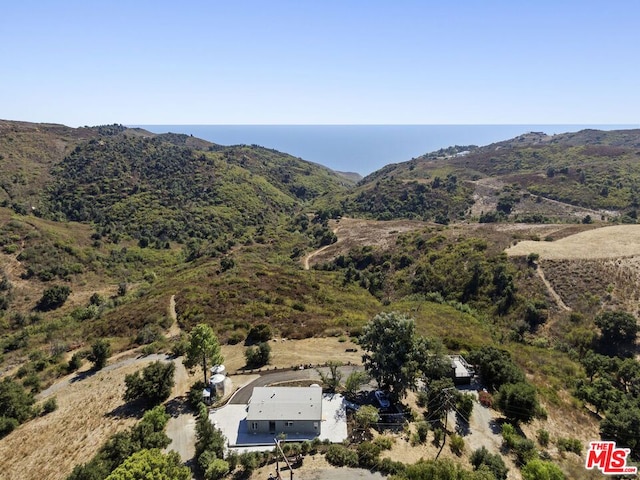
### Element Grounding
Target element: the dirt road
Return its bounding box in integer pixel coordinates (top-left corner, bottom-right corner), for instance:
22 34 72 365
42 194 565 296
164 357 196 462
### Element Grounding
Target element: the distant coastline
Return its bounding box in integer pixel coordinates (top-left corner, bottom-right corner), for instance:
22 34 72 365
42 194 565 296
133 124 638 176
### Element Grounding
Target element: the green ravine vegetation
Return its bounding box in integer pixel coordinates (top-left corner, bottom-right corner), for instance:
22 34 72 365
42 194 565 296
2 120 640 479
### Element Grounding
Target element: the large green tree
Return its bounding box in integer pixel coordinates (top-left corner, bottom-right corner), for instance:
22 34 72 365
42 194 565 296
359 312 420 399
124 361 175 405
496 382 539 424
595 310 639 356
184 324 223 384
104 449 190 480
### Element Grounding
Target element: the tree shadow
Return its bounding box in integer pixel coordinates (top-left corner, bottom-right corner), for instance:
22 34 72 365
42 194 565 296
455 413 470 436
164 396 193 418
105 398 147 420
69 368 98 384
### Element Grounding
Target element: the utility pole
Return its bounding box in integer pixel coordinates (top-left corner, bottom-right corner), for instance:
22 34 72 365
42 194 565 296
274 438 293 480
435 387 456 460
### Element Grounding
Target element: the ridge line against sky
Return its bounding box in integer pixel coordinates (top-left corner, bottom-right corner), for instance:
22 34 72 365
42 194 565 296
1 1 639 126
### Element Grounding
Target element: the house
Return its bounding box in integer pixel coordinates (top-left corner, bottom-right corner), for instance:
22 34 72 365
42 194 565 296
450 354 474 384
246 386 322 436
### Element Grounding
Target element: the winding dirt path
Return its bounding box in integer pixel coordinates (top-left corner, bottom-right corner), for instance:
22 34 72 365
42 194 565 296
166 294 181 338
536 265 571 312
302 225 342 270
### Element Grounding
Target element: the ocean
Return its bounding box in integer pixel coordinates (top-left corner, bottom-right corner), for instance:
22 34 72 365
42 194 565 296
132 125 637 176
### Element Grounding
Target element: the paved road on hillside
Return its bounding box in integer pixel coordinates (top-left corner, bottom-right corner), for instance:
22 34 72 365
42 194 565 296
230 365 362 404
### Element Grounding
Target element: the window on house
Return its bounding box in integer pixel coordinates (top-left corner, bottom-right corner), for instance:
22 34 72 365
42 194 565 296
251 422 258 430
285 421 294 427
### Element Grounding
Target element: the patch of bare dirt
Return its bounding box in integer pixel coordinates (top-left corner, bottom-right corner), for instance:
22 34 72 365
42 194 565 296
303 217 428 269
505 225 640 259
221 337 363 374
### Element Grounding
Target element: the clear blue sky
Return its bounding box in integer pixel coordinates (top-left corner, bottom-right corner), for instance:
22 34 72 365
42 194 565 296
1 0 638 126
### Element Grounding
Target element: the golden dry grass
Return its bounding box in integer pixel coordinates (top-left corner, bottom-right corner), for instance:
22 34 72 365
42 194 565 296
505 225 640 259
0 355 166 480
221 337 363 373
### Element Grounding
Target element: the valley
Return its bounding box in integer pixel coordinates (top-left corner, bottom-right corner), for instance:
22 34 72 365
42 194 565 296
1 121 640 480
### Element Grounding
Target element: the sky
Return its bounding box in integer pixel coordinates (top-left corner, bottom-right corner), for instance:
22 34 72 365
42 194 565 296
1 1 639 126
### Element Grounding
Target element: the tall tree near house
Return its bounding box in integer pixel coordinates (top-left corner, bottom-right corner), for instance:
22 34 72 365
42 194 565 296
359 312 419 399
184 324 223 384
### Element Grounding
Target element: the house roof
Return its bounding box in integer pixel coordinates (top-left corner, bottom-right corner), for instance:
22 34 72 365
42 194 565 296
247 387 322 422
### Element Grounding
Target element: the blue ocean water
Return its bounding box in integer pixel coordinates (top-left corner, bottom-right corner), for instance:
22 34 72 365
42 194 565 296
133 125 637 176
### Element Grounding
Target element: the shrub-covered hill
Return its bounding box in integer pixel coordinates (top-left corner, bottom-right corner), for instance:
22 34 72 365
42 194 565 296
334 129 640 223
0 121 352 244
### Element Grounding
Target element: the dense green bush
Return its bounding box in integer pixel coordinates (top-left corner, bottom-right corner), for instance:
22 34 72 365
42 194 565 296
470 446 508 480
357 441 381 468
36 285 71 311
325 444 358 467
124 361 175 405
42 397 58 415
0 377 34 438
245 342 271 368
246 323 273 344
90 339 110 370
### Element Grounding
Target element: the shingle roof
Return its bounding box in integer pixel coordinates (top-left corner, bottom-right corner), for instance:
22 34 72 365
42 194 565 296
246 387 322 421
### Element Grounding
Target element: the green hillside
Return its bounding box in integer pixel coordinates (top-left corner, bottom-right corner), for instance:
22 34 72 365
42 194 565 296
336 129 640 223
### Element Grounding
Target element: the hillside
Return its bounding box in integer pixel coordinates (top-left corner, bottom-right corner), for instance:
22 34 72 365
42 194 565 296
338 129 640 224
3 122 640 480
0 120 352 248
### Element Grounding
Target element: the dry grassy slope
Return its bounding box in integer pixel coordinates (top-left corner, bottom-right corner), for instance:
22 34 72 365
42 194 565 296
0 121 98 209
0 337 360 480
506 225 640 314
303 217 429 268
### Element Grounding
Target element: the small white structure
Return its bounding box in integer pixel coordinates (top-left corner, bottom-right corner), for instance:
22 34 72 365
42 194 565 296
211 364 226 376
202 388 211 400
210 373 227 397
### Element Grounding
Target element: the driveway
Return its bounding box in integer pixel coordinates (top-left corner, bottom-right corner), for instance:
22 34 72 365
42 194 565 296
230 365 362 404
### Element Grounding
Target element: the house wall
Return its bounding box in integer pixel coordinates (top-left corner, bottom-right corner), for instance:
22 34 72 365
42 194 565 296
248 419 320 435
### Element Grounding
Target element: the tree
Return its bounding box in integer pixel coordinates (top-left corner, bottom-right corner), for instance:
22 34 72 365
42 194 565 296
595 310 639 356
355 405 379 429
344 371 369 399
244 342 271 368
36 285 71 311
317 361 343 393
521 459 565 480
469 346 524 392
104 449 190 480
359 312 420 399
195 403 226 460
470 447 508 480
124 361 175 405
415 336 452 381
496 382 538 424
90 339 111 370
600 397 640 459
246 323 272 344
184 324 223 384
204 458 230 480
0 378 34 437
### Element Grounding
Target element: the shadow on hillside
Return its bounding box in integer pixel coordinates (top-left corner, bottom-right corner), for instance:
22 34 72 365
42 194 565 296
105 399 146 420
70 369 98 384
